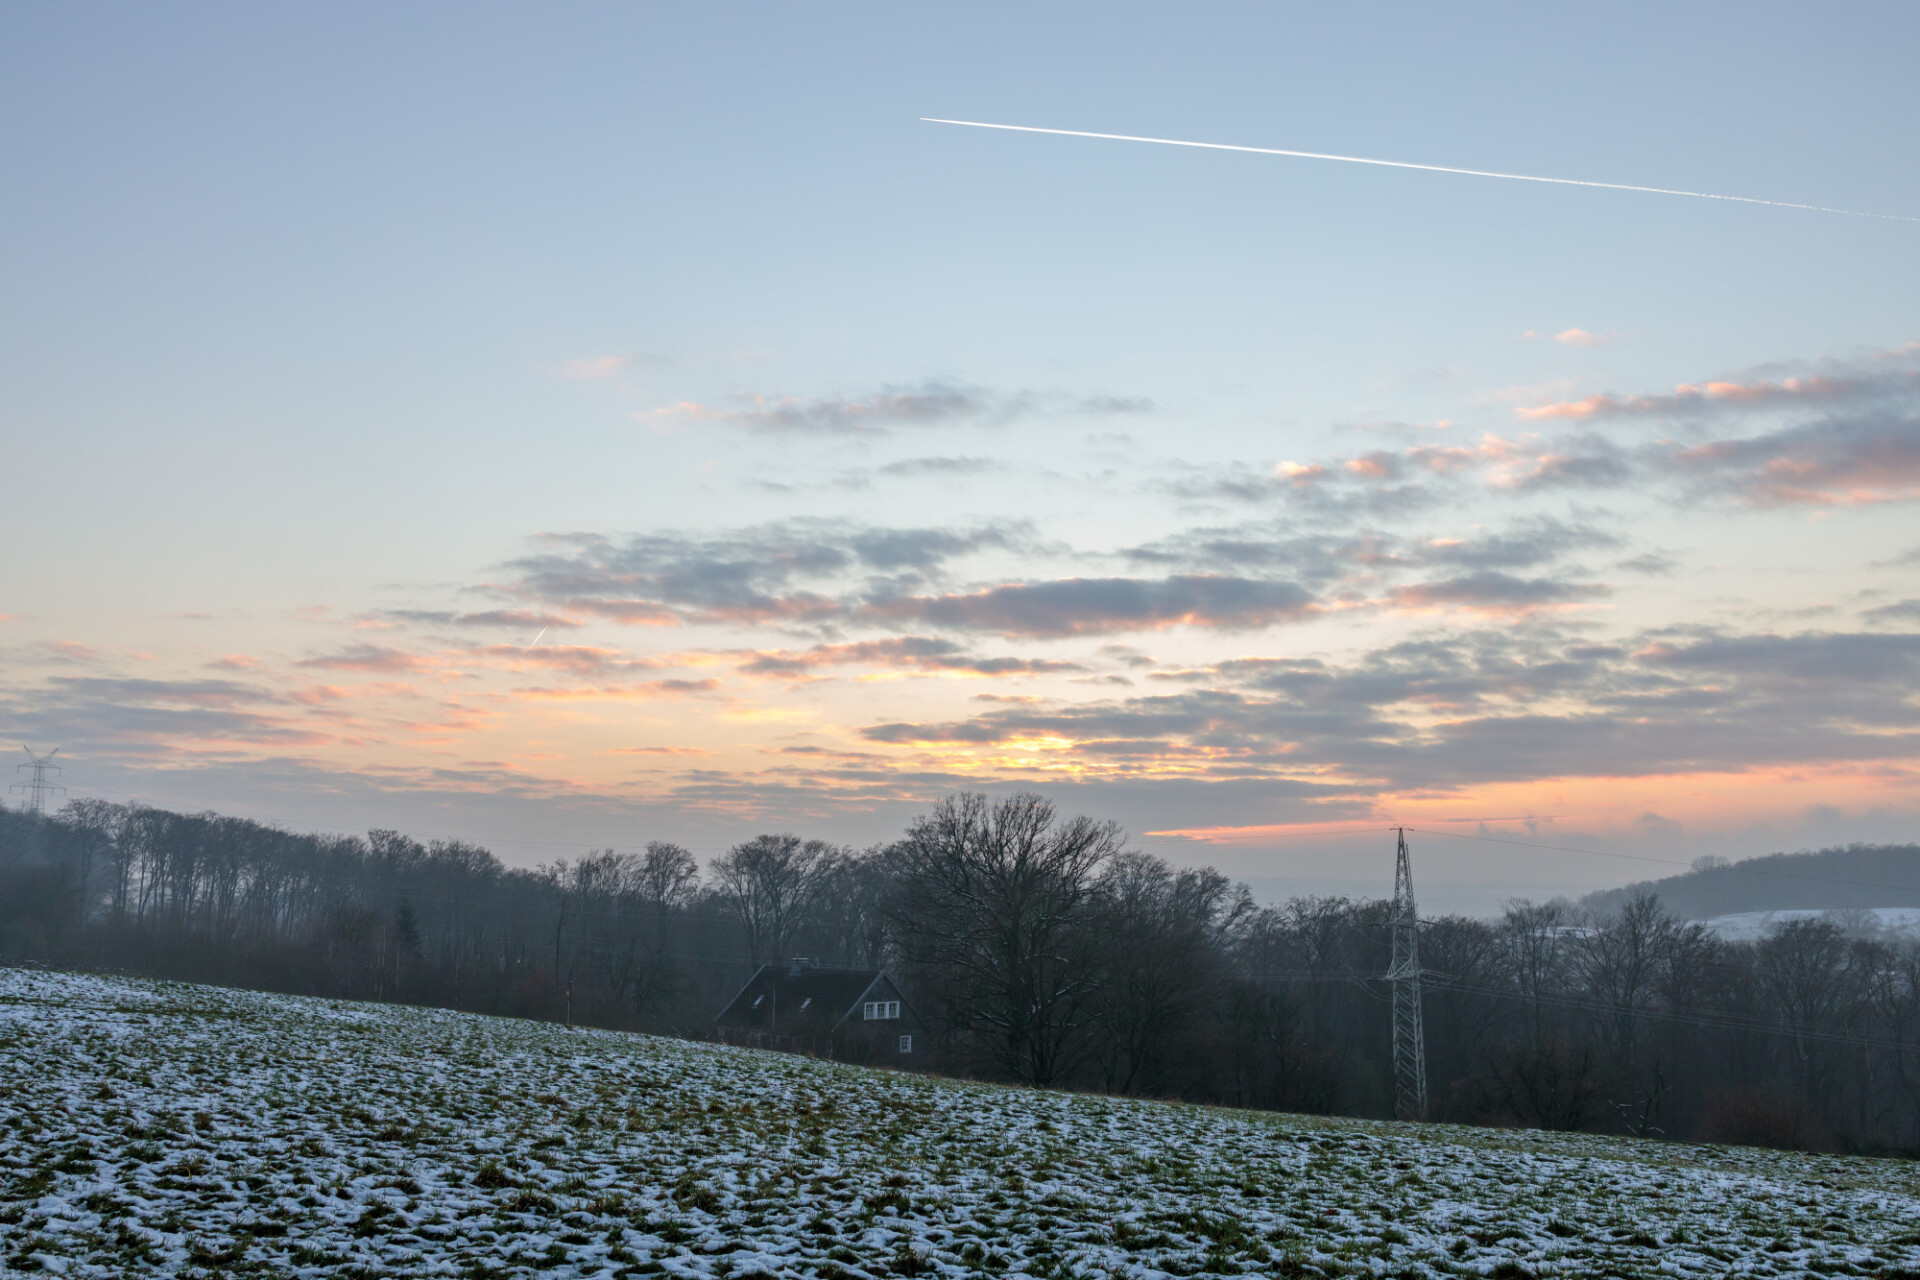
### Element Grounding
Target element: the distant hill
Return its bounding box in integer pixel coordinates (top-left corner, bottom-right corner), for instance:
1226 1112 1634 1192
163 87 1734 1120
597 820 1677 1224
1581 843 1920 920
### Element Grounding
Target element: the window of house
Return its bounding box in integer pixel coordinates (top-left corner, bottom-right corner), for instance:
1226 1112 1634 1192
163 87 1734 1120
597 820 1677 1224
798 997 812 1010
898 1034 913 1053
862 1000 900 1020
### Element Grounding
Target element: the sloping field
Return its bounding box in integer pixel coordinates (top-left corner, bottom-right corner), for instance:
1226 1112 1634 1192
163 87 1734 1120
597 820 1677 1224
3 969 1918 1279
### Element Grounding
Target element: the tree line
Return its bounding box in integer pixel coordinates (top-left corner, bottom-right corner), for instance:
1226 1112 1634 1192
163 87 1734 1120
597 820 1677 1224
3 791 1917 1154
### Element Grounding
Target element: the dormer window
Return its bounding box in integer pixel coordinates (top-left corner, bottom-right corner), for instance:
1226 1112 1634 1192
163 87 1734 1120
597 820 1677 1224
862 1000 900 1021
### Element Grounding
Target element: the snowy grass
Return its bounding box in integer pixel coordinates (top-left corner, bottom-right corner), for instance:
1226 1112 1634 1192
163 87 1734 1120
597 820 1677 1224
3 968 1918 1278
1696 908 1920 942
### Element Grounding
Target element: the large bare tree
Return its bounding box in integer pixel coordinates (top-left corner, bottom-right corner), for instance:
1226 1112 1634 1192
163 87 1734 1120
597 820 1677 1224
711 833 834 965
883 791 1123 1085
1088 851 1242 1094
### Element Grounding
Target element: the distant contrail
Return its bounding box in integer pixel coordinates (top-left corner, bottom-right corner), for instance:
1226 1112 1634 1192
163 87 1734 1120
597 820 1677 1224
922 118 1916 222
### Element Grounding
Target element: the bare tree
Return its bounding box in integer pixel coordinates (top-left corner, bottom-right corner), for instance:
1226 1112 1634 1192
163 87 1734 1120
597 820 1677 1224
638 842 699 920
1867 942 1920 1145
629 841 699 1019
1578 890 1674 1074
9 794 1920 1151
1484 1036 1604 1132
1499 898 1574 1047
809 847 892 968
1755 918 1855 1112
711 834 832 965
61 798 122 930
1089 852 1241 1094
1420 913 1503 1115
883 791 1122 1085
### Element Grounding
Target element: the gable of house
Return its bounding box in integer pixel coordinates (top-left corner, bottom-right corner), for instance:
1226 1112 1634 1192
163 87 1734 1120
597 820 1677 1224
715 964 884 1036
830 972 927 1055
713 963 927 1058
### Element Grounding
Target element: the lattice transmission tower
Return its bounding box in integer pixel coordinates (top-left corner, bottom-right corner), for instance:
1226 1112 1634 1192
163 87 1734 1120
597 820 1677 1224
12 746 65 815
1386 826 1428 1121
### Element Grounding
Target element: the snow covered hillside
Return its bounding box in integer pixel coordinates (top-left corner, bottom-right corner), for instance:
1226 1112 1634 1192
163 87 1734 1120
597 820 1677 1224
1696 907 1920 942
4 969 1919 1278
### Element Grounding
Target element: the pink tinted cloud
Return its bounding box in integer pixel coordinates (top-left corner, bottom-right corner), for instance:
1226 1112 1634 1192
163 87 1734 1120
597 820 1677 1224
470 643 666 676
641 381 999 435
735 637 1084 679
1385 572 1609 616
1405 443 1484 475
568 599 682 626
609 745 715 756
295 644 432 674
291 685 352 705
1404 433 1601 488
1517 373 1872 422
865 576 1318 638
511 678 722 701
1670 423 1920 507
1343 452 1402 480
556 355 631 379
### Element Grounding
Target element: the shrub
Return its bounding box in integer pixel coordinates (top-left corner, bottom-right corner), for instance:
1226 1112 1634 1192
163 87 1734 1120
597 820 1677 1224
1701 1088 1830 1153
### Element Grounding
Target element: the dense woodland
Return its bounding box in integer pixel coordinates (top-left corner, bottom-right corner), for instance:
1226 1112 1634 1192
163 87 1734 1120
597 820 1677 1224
4 792 1919 1155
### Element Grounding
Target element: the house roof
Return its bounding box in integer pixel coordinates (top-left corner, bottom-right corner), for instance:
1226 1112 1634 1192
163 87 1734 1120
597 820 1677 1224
713 964 892 1032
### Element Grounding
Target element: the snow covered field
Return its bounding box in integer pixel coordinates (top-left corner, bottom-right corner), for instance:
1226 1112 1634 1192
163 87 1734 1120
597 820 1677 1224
1696 907 1920 942
4 968 1919 1279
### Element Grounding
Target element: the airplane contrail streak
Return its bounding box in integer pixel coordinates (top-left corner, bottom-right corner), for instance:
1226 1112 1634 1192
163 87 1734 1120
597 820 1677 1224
524 627 547 650
922 118 1916 223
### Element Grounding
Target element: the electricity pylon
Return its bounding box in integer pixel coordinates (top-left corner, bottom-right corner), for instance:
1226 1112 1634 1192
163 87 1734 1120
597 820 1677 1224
1387 826 1429 1121
12 746 66 815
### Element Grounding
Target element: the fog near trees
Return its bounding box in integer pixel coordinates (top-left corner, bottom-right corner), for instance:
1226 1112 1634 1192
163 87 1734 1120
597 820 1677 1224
4 792 1919 1154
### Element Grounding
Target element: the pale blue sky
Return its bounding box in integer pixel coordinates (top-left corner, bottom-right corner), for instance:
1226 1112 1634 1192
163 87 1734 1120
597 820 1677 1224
5 4 1918 909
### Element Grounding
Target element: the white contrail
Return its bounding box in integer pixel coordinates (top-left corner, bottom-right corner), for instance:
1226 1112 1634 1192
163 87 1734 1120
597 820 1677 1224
524 626 548 650
922 118 1916 223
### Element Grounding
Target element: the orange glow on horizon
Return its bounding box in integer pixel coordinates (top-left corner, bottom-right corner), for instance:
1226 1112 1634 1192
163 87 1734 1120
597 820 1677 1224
1149 760 1919 844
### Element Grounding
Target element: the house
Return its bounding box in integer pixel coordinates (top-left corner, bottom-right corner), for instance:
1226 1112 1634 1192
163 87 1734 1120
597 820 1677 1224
713 959 927 1065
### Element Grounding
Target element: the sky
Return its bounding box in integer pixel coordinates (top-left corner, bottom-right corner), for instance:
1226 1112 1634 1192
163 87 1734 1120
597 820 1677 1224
4 3 1919 912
